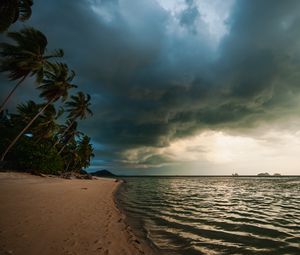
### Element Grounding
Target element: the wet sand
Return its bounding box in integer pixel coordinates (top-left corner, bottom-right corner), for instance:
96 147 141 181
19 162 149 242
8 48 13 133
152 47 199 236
0 172 149 255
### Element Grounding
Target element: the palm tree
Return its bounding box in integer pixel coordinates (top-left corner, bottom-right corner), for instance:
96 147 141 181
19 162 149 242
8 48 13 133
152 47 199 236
15 100 40 123
11 101 62 141
58 121 82 155
5 100 40 138
0 27 64 113
53 91 92 147
63 140 79 172
33 105 64 143
64 135 94 172
0 63 76 161
0 0 33 32
77 135 94 170
18 0 33 20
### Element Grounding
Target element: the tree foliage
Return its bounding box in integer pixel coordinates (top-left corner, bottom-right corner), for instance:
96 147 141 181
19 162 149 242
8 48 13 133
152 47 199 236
0 18 95 174
0 27 64 113
11 138 64 175
0 0 33 32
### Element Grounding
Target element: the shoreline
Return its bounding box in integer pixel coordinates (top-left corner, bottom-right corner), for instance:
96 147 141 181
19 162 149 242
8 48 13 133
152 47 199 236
0 172 148 255
114 181 159 255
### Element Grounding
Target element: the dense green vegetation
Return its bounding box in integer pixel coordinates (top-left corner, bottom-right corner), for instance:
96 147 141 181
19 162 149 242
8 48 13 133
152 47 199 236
0 0 33 32
0 1 94 174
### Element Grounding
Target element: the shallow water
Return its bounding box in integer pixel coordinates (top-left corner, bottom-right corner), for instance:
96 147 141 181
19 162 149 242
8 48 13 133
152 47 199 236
117 177 300 255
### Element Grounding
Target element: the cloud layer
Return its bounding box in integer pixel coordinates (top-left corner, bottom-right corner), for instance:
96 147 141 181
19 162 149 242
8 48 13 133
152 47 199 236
1 0 300 173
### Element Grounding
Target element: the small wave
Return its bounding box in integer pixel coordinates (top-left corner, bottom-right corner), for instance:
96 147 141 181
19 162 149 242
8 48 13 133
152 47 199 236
118 177 300 255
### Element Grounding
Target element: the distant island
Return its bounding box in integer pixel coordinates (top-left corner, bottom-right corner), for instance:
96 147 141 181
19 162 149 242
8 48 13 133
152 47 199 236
90 169 116 178
257 172 281 177
257 172 270 176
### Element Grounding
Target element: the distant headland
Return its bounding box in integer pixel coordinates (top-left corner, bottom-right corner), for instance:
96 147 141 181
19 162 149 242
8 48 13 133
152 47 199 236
90 169 116 178
257 172 282 177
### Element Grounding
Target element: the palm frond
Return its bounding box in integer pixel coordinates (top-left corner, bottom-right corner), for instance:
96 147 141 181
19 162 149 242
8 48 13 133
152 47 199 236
0 0 19 32
18 0 33 21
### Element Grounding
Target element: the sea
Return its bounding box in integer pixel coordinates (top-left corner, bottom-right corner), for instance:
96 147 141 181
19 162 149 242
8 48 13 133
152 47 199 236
116 177 300 255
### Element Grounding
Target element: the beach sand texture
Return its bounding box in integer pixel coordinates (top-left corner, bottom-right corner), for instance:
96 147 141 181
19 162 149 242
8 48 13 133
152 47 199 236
0 172 147 255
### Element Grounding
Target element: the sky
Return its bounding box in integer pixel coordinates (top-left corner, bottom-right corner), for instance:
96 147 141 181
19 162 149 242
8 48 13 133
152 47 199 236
1 0 300 175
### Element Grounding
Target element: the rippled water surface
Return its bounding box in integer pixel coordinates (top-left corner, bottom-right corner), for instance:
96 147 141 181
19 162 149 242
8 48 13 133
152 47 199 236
117 177 300 255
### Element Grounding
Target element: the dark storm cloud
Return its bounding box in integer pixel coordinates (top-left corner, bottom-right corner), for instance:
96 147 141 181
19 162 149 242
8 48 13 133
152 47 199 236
1 0 300 169
180 0 200 31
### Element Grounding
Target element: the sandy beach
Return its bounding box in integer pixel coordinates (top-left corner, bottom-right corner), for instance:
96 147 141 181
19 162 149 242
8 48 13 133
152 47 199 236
0 172 149 255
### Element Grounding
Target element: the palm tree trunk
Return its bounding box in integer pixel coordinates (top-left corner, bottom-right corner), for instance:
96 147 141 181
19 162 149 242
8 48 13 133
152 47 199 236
34 136 43 145
1 97 56 161
0 74 29 113
65 159 72 172
58 135 73 155
52 118 76 148
73 161 81 173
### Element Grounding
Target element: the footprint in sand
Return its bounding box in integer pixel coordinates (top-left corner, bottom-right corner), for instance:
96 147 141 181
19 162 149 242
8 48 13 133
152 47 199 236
69 240 78 247
94 239 102 245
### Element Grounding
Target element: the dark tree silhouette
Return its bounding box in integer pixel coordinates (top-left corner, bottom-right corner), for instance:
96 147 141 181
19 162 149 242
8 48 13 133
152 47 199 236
0 0 33 32
1 63 76 161
53 91 92 148
0 27 64 113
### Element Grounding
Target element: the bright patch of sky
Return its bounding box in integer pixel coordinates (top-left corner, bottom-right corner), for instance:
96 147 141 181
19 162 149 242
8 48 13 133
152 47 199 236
158 0 235 45
162 130 300 171
89 0 235 47
121 129 300 175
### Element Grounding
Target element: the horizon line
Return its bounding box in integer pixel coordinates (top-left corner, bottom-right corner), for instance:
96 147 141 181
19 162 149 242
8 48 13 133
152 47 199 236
115 175 300 177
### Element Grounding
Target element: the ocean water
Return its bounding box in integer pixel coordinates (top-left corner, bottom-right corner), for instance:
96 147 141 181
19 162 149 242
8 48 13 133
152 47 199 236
117 177 300 255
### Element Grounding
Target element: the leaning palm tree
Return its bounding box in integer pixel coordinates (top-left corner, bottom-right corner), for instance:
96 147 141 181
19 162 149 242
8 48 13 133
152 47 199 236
0 63 76 161
58 122 82 155
53 91 92 147
63 135 94 172
15 100 40 124
0 0 33 32
33 105 64 143
0 27 64 113
12 101 61 140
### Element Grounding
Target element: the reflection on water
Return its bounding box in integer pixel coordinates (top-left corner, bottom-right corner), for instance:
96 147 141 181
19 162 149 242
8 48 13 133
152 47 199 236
117 177 300 255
